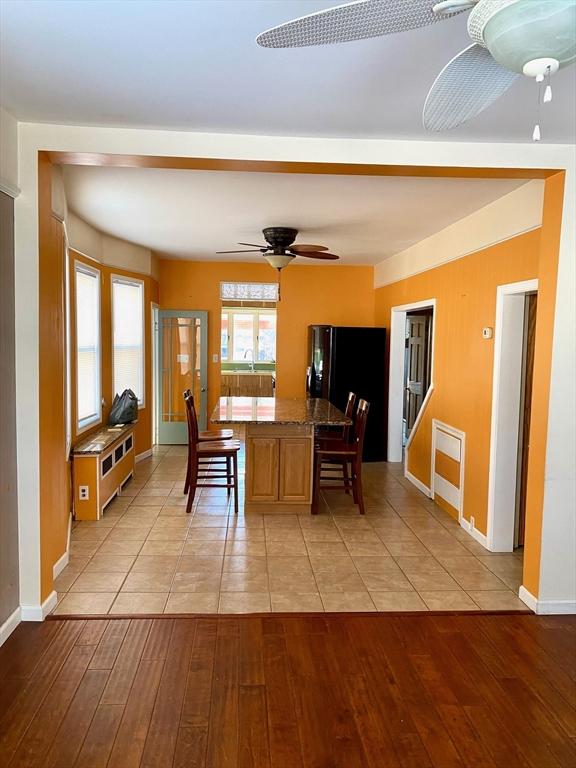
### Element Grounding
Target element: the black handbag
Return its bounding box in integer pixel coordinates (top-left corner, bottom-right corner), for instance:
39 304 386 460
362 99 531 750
109 389 138 425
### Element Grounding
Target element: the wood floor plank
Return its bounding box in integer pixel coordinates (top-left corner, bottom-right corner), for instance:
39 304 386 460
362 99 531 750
44 669 110 768
262 632 304 768
179 618 217 729
140 619 196 768
1 614 575 768
172 726 207 768
238 685 271 768
88 619 130 671
100 620 152 706
7 644 95 768
205 618 240 768
0 621 86 765
106 657 165 768
73 703 124 768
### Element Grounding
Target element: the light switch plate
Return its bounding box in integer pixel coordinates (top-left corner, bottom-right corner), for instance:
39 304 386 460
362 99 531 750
212 354 219 363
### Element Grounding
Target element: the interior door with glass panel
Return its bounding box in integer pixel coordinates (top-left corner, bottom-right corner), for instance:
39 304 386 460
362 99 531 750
156 310 207 444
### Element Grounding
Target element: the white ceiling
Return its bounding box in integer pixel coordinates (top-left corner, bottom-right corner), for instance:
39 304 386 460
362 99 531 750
63 166 529 263
1 0 575 142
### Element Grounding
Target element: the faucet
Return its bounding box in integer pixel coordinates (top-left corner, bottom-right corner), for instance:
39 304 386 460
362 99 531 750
243 349 255 372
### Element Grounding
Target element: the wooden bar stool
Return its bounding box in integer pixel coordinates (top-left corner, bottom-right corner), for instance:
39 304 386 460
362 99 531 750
183 388 234 495
184 391 240 515
313 399 370 515
315 391 357 444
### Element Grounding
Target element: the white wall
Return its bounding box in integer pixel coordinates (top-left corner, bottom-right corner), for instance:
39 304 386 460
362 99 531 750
374 180 544 288
14 123 575 614
0 108 19 193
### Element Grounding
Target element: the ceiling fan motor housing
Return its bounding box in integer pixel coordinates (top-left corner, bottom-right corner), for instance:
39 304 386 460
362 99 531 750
468 0 576 76
262 227 298 252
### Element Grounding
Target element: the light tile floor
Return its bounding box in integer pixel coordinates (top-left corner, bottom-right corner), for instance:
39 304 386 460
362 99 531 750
53 445 527 615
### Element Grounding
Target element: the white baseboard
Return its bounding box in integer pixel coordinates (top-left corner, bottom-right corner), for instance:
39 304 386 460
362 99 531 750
519 586 576 614
53 514 72 579
460 517 489 548
0 606 22 646
404 470 432 498
52 549 69 579
21 590 58 621
136 448 153 462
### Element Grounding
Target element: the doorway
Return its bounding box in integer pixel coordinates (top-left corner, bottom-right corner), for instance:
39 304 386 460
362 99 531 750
388 299 436 465
403 309 433 446
155 309 208 444
487 280 538 551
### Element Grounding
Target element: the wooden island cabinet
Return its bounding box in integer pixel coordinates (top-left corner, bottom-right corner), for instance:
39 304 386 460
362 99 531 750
211 397 350 514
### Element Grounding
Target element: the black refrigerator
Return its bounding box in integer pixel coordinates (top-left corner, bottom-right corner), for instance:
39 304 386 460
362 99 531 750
306 325 387 461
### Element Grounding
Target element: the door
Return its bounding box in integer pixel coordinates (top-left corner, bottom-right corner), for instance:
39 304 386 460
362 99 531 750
515 293 537 547
403 311 432 441
156 310 208 444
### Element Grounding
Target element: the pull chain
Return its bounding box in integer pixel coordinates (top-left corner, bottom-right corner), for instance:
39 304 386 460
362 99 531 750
533 65 552 142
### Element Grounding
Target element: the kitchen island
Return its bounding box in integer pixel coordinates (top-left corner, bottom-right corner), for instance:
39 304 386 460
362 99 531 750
211 397 350 514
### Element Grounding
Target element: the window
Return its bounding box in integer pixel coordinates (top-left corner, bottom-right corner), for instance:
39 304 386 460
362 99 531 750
220 282 279 302
112 277 145 405
75 262 101 431
221 308 276 363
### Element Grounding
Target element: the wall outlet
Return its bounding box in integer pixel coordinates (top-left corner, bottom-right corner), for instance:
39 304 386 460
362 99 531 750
79 485 89 501
212 353 219 363
470 515 475 530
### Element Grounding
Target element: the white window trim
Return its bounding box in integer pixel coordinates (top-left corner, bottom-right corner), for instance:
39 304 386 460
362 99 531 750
221 307 277 364
75 260 102 434
111 274 146 409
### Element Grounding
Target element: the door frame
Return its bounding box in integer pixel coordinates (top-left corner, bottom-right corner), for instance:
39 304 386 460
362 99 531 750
155 309 208 444
487 279 538 551
388 299 436 469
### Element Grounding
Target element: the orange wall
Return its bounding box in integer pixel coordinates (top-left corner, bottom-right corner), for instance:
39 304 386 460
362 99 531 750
521 173 564 597
375 229 541 536
39 154 69 601
159 261 375 416
69 250 159 457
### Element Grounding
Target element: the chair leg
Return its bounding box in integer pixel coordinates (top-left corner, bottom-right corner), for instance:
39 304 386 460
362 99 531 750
226 456 232 498
186 458 198 514
312 454 322 515
183 451 191 495
353 459 365 515
232 452 239 515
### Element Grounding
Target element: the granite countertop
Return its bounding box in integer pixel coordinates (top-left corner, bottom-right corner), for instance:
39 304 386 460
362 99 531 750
73 423 135 455
210 397 351 426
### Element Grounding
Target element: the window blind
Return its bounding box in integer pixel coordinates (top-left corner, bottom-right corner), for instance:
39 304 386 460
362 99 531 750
75 265 101 429
112 278 144 404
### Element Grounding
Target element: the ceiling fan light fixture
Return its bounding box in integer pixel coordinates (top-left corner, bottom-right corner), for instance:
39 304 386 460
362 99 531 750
471 0 576 75
264 253 295 270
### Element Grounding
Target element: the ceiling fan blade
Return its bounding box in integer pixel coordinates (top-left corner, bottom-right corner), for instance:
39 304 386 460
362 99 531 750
290 244 329 253
423 43 519 131
238 242 268 248
256 0 466 48
297 252 340 260
216 249 264 254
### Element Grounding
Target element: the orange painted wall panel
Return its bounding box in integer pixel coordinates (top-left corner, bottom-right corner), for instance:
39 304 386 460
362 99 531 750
158 261 375 417
39 155 69 601
375 229 541 534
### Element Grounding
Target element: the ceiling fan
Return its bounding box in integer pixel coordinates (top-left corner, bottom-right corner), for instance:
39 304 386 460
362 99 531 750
217 227 340 270
256 0 576 134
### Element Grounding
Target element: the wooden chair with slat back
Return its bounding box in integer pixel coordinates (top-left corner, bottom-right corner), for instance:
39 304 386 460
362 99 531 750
313 398 370 515
315 391 357 444
182 388 234 495
184 391 240 514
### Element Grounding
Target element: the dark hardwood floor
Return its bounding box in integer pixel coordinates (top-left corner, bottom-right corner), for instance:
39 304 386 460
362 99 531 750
0 614 575 767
